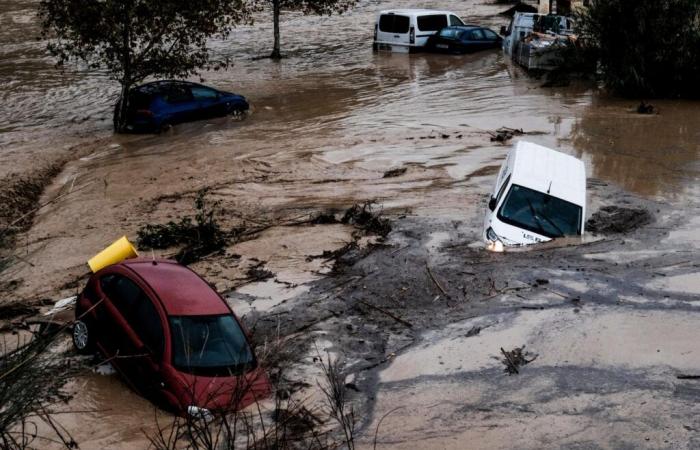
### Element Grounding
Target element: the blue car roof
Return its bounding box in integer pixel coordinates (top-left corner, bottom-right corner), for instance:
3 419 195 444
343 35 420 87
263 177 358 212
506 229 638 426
444 25 481 31
134 80 214 95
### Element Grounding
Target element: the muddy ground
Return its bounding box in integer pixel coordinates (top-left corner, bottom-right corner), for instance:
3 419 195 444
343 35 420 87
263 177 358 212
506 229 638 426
2 0 700 448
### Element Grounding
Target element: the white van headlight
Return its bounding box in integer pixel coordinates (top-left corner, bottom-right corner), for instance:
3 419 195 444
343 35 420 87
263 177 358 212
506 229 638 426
486 227 499 242
486 227 505 253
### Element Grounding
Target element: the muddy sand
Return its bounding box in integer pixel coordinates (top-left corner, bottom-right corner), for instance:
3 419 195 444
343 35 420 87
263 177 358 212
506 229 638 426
1 0 700 448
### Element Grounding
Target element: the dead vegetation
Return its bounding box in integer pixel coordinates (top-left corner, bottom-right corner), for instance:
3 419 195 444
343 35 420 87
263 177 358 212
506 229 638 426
500 346 537 375
137 190 229 265
340 202 391 238
246 262 274 282
147 330 360 450
0 164 66 249
311 201 392 238
0 325 81 449
137 193 392 268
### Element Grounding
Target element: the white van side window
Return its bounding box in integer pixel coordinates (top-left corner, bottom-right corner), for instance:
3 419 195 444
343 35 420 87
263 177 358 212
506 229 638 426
496 174 511 204
449 15 465 26
417 15 448 32
379 15 410 34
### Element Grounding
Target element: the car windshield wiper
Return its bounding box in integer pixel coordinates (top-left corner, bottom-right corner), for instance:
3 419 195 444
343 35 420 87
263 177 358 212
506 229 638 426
537 208 565 238
526 197 547 235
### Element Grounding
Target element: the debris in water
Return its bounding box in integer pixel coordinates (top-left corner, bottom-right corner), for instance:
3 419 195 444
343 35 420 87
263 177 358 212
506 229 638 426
311 211 339 224
308 241 358 262
246 261 274 282
489 127 524 143
466 326 482 337
272 406 324 436
88 236 138 273
94 363 117 376
0 302 38 320
586 206 652 234
383 167 407 178
637 101 656 114
43 296 77 316
341 201 392 237
500 346 537 375
676 374 700 380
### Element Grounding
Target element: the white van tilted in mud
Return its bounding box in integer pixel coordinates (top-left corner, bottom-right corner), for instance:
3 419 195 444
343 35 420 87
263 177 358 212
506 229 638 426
373 9 466 53
483 141 586 248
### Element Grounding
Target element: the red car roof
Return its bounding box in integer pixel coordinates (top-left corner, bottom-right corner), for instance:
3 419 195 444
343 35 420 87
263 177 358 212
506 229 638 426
121 259 230 316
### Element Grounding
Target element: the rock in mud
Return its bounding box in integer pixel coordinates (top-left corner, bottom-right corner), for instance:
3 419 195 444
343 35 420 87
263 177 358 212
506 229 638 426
586 206 652 234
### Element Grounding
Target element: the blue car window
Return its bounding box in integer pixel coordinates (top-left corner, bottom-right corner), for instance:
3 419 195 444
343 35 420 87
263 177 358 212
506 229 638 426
163 84 193 104
439 28 458 39
469 29 485 40
191 86 219 101
483 29 499 40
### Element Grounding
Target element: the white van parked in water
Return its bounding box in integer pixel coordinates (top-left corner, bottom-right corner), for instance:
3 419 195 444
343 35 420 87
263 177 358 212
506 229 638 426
373 9 466 53
483 141 586 249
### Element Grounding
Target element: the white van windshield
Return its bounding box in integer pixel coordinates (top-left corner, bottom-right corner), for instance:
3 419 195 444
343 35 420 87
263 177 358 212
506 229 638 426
379 15 410 34
498 184 582 238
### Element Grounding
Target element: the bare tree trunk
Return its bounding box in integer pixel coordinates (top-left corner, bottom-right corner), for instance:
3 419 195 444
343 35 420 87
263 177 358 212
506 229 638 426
270 0 281 59
115 2 132 133
115 83 130 133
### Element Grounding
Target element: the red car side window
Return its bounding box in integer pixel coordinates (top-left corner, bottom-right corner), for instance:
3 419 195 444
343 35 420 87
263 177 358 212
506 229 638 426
100 274 165 358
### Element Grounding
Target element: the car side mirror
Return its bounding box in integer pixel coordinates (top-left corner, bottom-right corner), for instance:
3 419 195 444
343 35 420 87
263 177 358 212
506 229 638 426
488 197 497 211
500 26 507 36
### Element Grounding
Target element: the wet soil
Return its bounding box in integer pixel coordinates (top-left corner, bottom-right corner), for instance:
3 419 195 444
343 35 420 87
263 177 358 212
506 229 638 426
586 205 653 234
1 0 700 448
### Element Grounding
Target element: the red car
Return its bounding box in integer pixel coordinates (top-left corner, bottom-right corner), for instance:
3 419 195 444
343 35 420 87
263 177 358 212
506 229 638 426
72 258 270 414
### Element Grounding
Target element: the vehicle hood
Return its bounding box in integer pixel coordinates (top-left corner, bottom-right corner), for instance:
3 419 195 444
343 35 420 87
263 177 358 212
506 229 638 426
221 92 248 103
172 367 270 413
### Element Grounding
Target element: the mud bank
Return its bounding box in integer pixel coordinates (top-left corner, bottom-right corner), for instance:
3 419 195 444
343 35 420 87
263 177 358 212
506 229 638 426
243 180 700 449
2 0 700 447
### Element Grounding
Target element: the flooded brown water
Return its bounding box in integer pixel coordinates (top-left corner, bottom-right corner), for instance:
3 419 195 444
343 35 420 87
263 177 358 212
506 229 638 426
2 0 700 448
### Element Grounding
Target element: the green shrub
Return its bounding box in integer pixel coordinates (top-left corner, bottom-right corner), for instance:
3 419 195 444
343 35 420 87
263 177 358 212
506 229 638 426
576 0 700 98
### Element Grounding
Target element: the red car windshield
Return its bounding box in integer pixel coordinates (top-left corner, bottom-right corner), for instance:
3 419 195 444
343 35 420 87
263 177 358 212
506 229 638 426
169 315 254 376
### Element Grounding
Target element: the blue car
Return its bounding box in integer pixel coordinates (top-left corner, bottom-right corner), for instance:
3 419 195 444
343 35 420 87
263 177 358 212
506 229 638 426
426 26 503 54
115 80 249 133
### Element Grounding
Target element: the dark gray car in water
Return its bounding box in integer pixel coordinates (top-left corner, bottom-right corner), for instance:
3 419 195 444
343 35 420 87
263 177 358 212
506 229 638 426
426 26 502 54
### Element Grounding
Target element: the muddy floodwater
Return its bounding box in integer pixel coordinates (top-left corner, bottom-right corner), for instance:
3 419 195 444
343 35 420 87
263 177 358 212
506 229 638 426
1 0 700 449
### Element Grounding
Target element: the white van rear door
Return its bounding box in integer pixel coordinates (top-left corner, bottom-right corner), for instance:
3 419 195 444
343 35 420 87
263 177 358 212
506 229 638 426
376 14 411 46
